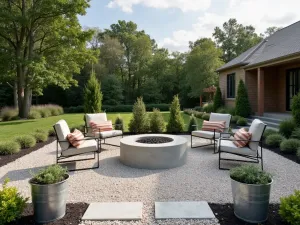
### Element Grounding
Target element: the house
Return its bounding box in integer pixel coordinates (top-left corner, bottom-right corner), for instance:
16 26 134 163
217 21 300 117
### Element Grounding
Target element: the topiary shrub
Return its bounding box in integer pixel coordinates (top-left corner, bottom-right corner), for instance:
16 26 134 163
230 165 272 185
150 109 166 133
292 92 300 127
291 128 300 140
213 86 223 111
31 164 68 185
280 139 300 154
188 114 198 132
235 80 251 117
83 72 102 113
202 103 214 113
0 107 18 121
28 110 41 119
0 141 21 155
263 129 278 139
279 190 300 225
202 113 210 121
166 95 185 133
237 117 248 126
129 97 149 133
231 115 240 124
279 119 296 138
33 132 48 143
14 135 36 149
265 134 285 148
115 115 124 131
0 178 28 225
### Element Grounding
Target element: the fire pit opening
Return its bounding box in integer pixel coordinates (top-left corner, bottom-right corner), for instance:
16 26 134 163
136 136 173 144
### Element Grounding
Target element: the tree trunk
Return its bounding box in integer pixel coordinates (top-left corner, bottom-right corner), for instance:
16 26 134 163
13 81 18 108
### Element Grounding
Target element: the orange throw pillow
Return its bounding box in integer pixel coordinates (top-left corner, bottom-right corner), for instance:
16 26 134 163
90 120 113 133
67 129 84 148
202 120 226 133
233 128 252 147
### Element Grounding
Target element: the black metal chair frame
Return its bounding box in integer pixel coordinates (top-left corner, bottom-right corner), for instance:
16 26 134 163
218 125 266 170
53 125 100 172
84 117 123 150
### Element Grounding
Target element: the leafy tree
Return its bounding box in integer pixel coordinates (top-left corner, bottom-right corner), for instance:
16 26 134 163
150 109 166 133
0 0 97 118
101 75 123 105
261 27 281 38
213 86 223 111
84 73 102 113
167 95 184 133
140 78 161 104
235 80 251 117
186 38 223 98
213 18 262 62
128 97 149 133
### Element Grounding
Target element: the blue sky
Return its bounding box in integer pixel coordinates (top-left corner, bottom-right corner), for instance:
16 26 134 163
79 0 300 52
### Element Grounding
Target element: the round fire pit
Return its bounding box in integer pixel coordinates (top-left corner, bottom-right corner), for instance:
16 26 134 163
120 134 187 169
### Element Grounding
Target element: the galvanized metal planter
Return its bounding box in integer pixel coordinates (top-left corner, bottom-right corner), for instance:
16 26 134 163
29 174 69 223
231 178 273 223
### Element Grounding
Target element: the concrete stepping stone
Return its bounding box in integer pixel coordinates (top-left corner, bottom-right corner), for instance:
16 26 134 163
82 202 143 221
155 201 215 219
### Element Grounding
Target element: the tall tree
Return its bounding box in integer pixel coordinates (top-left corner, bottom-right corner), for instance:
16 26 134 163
261 26 281 38
213 18 262 62
186 38 223 98
0 0 97 118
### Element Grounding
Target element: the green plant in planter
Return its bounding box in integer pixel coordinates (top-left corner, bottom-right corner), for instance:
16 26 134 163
279 190 300 225
0 178 29 224
31 165 68 185
230 165 272 185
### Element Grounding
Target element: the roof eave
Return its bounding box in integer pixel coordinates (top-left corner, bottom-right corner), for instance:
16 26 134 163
216 62 248 73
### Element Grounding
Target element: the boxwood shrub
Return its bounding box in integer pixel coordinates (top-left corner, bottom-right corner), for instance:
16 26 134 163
202 113 210 121
279 119 296 138
265 134 285 148
0 141 21 155
263 129 278 139
279 190 300 225
237 117 248 126
280 139 300 154
231 115 240 124
14 135 36 149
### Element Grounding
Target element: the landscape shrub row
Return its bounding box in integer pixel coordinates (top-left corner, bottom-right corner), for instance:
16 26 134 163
64 104 171 113
0 104 63 121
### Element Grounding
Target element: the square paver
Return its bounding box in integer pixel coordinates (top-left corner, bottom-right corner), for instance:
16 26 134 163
155 201 215 219
82 202 143 221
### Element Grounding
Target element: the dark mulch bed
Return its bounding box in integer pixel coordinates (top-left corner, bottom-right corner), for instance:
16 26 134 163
262 142 300 165
209 203 287 225
9 203 89 225
0 137 55 167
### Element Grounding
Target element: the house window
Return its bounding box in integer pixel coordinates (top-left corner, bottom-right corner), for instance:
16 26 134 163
227 73 235 98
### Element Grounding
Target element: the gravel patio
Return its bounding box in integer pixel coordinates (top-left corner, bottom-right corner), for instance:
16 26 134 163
1 135 299 225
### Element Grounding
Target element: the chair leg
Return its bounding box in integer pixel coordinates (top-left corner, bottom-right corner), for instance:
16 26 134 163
261 146 264 171
191 135 193 148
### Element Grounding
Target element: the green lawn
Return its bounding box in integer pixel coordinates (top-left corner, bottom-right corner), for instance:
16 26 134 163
0 112 202 141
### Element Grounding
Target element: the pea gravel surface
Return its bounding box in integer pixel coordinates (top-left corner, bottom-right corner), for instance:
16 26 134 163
1 135 299 225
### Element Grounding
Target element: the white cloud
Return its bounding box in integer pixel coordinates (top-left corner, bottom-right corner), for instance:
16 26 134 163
159 0 300 52
107 0 211 13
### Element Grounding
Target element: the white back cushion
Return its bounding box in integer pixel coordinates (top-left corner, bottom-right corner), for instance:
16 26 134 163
248 119 266 151
210 113 231 128
85 113 107 136
54 120 70 150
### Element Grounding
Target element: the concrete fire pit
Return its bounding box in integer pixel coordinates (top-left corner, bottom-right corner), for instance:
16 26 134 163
120 134 187 169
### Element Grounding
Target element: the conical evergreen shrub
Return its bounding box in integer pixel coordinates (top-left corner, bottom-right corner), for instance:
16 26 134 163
188 114 198 132
213 86 223 111
292 92 300 127
167 95 184 133
150 108 166 133
235 80 251 117
128 97 149 133
83 73 102 113
115 115 124 131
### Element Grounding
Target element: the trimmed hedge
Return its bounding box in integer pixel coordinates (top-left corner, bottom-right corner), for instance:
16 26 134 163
265 134 285 148
64 104 171 113
280 139 300 154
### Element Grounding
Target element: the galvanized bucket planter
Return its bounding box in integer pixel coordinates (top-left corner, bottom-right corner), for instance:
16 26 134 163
231 178 273 223
29 174 69 223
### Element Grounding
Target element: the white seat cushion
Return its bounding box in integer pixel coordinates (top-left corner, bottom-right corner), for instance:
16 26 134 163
54 120 70 150
98 130 123 139
62 139 97 157
218 139 257 156
192 130 221 139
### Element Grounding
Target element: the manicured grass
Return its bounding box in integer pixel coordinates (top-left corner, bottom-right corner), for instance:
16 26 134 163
0 112 202 141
